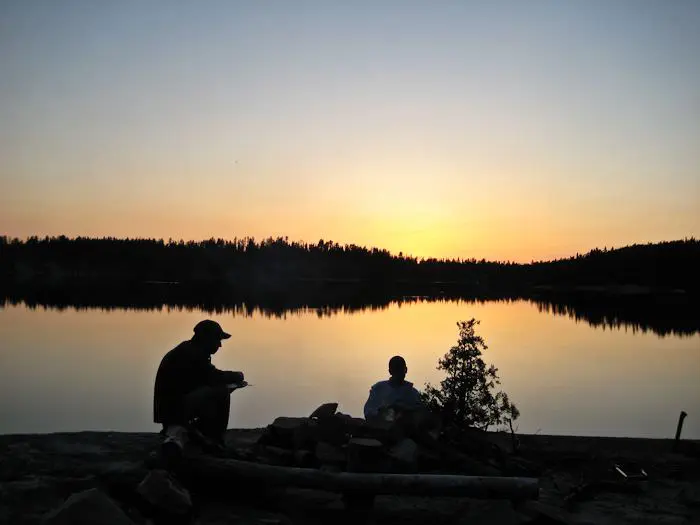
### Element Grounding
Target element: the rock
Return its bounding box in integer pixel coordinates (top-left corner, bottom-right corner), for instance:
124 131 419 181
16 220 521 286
293 449 314 468
265 417 312 449
42 488 135 525
136 469 192 516
258 446 296 465
347 438 384 473
388 438 418 465
270 417 310 433
305 416 347 446
315 441 346 464
309 403 338 418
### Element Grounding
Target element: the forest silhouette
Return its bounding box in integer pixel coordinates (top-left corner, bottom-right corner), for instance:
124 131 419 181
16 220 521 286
1 236 698 292
1 236 697 337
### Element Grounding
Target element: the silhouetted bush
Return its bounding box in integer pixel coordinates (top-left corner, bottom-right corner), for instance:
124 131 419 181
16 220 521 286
421 319 519 431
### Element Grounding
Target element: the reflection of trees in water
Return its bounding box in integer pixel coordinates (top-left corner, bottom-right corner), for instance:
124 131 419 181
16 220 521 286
531 293 698 338
1 285 697 337
0 285 509 319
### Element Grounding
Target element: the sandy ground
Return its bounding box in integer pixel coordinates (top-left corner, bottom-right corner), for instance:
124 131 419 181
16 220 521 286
1 429 699 524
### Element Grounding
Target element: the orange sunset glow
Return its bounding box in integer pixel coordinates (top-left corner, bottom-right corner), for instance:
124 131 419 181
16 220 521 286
1 2 698 261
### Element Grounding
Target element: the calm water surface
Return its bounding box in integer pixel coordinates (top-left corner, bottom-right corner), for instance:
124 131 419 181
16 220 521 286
0 300 698 438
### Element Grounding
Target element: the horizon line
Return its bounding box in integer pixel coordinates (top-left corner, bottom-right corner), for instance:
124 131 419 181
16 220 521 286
2 233 697 266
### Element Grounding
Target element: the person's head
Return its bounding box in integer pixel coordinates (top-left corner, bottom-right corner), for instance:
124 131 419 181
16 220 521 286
191 319 231 355
388 355 407 381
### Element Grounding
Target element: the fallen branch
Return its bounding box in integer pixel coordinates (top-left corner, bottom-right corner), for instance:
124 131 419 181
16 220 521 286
181 455 539 500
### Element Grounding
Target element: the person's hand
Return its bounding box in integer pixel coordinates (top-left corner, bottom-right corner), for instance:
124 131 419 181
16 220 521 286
227 380 248 392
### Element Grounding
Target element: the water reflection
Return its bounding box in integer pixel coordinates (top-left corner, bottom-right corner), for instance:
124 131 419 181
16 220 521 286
0 295 698 439
2 284 697 337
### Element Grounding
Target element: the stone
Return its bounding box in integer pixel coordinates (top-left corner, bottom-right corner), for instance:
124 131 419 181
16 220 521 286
259 446 296 465
315 441 346 464
347 438 385 473
268 417 313 449
309 403 338 419
293 449 314 467
388 438 418 465
270 417 309 433
136 469 192 516
42 488 135 525
304 417 346 446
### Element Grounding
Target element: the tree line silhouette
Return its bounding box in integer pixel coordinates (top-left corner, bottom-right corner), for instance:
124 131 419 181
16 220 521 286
1 236 698 293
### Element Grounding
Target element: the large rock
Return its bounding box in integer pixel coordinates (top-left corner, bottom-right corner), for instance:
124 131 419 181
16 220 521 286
388 438 419 467
347 438 385 473
42 488 135 525
258 446 296 466
305 416 348 446
270 417 309 434
265 417 313 449
315 441 346 464
293 449 314 467
136 469 192 515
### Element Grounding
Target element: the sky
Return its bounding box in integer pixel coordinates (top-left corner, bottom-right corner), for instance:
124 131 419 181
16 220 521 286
1 1 698 262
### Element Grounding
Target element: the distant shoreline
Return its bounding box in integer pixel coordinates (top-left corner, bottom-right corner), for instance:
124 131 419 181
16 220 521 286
3 237 698 296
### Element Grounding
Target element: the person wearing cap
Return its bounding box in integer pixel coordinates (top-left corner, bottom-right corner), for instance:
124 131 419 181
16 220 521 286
363 355 423 421
153 319 245 452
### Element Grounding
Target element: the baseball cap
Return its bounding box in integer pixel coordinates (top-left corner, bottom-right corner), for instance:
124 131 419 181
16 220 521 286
193 319 231 340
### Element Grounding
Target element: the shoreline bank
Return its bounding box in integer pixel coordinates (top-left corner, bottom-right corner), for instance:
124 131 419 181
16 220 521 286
1 429 698 524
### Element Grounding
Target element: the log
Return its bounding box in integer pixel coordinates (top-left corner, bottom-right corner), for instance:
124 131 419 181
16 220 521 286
181 456 539 499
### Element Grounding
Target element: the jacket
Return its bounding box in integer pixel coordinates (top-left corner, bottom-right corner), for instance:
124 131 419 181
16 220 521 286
153 339 243 425
363 379 422 419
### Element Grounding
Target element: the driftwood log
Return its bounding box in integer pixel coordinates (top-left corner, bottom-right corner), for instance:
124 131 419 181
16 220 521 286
181 455 539 500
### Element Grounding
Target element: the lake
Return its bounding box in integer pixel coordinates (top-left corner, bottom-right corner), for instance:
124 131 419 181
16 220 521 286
0 297 698 438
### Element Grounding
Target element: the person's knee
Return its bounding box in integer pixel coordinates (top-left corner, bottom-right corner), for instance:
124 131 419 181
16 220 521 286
184 386 226 420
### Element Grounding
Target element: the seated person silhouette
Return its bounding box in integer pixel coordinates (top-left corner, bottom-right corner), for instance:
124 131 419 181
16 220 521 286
153 319 245 455
364 355 423 422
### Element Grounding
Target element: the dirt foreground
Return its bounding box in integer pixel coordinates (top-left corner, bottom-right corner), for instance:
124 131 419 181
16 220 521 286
1 429 699 525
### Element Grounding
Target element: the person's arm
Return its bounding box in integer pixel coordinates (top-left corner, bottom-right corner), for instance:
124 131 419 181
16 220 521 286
207 363 244 385
394 384 423 411
193 354 244 385
409 386 424 408
363 383 383 419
